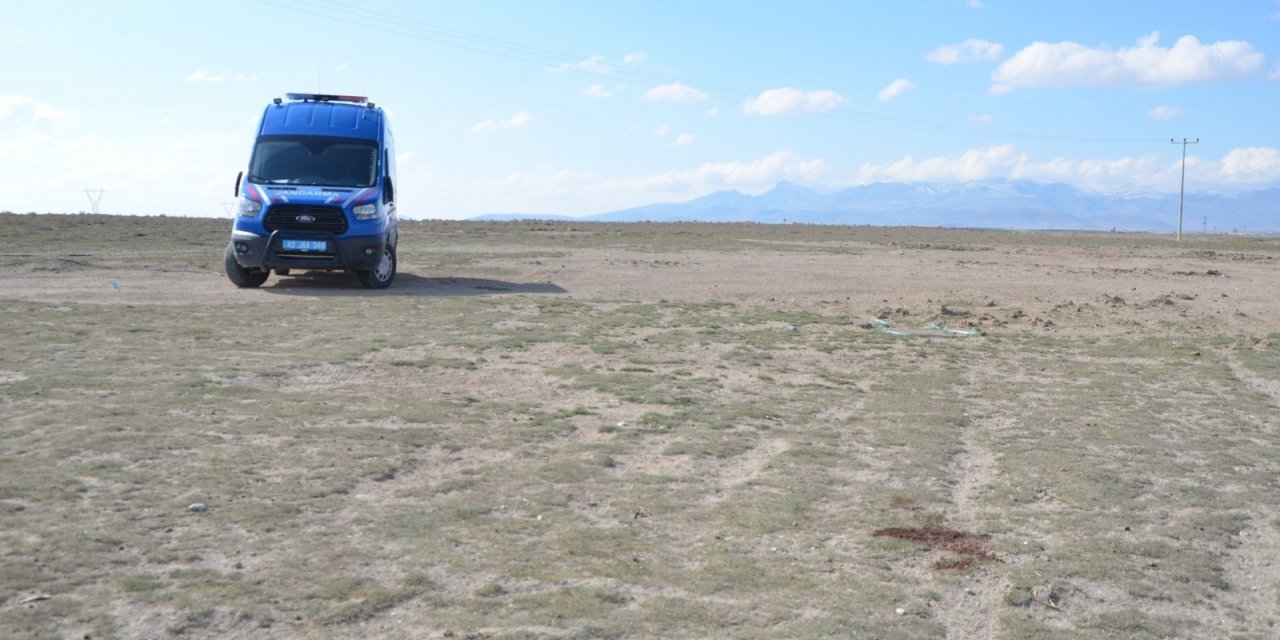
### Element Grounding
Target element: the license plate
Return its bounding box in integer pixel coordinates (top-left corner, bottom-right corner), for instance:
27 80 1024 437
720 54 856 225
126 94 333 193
282 239 327 252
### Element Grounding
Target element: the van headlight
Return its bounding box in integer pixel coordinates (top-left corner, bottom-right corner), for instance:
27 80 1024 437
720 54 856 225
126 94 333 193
238 197 261 217
353 203 379 220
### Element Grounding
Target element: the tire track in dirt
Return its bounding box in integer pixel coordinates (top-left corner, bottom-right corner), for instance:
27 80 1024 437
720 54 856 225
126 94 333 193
1221 353 1280 633
1226 353 1280 411
1220 509 1280 635
935 415 1010 640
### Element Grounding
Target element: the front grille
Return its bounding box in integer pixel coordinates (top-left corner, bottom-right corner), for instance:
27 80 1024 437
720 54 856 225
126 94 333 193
264 205 348 234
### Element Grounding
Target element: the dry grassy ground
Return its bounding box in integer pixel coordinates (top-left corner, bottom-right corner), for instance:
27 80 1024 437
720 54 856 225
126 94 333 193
1 213 1278 639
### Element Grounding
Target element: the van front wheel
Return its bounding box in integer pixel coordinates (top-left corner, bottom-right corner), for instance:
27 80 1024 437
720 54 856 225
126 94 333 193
224 243 269 288
358 245 396 289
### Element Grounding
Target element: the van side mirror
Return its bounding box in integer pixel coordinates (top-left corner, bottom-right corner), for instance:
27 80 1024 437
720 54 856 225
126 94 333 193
234 171 242 197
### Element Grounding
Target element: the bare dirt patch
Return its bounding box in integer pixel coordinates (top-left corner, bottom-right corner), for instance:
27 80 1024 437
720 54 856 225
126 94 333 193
873 524 999 569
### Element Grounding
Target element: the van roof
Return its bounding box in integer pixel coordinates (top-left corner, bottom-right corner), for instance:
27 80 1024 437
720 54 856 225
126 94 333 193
259 98 382 141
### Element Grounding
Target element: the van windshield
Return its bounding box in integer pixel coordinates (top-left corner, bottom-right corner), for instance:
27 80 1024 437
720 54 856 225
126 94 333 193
248 135 378 188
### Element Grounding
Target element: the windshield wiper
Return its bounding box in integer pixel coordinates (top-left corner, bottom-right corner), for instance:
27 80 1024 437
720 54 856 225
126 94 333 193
247 175 291 184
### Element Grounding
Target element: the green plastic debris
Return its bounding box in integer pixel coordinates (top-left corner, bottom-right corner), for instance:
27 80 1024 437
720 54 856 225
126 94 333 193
872 318 982 338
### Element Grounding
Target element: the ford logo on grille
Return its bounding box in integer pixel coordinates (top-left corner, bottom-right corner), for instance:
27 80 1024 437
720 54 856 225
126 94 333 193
295 214 316 223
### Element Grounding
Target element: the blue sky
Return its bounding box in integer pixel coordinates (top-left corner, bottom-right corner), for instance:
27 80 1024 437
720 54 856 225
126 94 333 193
2 0 1279 218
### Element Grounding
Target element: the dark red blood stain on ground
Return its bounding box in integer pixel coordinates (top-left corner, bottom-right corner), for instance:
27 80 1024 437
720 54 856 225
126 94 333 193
873 524 999 570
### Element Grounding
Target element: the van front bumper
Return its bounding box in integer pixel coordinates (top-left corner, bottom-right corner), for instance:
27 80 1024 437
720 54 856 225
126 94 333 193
229 229 386 272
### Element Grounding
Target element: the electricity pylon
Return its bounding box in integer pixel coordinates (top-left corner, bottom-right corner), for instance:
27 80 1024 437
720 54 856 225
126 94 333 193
84 188 105 214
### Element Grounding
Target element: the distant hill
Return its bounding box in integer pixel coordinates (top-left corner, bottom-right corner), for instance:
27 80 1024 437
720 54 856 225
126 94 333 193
473 180 1280 232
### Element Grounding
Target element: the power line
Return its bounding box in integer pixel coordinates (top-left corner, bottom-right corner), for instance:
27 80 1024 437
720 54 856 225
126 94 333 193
251 0 1169 145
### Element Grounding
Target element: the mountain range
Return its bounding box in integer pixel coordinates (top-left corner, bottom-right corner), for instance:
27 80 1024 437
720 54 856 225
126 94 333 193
474 180 1280 233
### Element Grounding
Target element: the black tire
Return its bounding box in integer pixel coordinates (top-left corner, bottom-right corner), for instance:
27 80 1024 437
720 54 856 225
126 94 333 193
224 243 269 288
357 244 396 289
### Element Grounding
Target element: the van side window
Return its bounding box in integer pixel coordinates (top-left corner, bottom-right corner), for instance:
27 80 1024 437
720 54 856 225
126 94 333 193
384 148 396 203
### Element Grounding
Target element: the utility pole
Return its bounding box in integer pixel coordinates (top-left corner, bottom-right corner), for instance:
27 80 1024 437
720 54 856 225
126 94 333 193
1171 138 1198 241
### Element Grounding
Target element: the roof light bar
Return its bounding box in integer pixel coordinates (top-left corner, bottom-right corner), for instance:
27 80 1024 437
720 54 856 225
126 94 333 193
284 93 369 104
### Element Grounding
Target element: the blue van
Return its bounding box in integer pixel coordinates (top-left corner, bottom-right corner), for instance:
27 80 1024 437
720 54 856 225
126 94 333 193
225 93 398 289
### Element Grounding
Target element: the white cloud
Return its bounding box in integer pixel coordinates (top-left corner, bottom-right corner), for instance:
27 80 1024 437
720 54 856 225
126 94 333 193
620 151 832 193
482 151 831 215
968 0 984 7
425 146 1280 219
742 87 850 116
878 78 916 102
644 82 711 103
184 69 259 84
1145 105 1185 119
1217 147 1280 183
0 95 69 124
0 125 251 216
853 144 1280 192
705 106 720 117
623 52 647 65
499 167 600 191
490 168 605 214
653 124 670 137
991 32 1267 93
859 145 1142 187
551 55 613 74
470 111 533 133
582 84 613 99
969 113 993 124
578 55 613 74
857 145 1025 183
926 39 1004 64
674 132 695 146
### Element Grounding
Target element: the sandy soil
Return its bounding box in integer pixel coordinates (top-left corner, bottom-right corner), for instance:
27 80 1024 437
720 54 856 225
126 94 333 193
3 240 1276 340
3 220 1279 639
